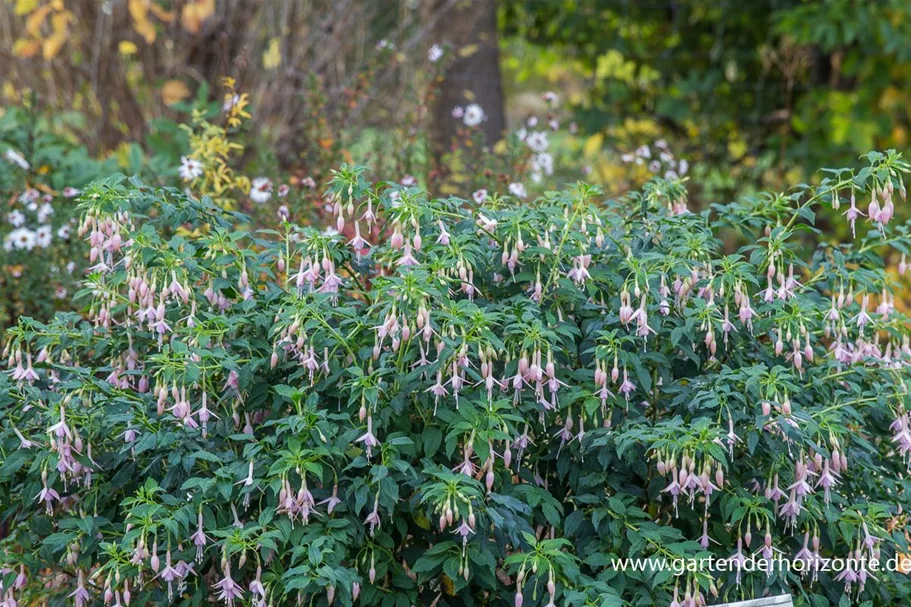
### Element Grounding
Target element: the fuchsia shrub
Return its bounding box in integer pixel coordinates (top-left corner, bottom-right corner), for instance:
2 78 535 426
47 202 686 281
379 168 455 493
3 153 911 607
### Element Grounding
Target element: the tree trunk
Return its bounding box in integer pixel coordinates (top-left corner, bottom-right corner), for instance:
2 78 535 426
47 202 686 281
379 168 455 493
430 0 506 165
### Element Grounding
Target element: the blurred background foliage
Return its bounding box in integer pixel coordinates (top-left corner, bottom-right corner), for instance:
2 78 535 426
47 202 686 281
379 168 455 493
1 0 911 205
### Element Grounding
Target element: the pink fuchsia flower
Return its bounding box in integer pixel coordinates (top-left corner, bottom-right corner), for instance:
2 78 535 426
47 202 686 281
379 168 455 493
318 484 342 514
364 497 382 536
356 416 380 458
213 562 244 607
69 570 90 607
190 509 208 562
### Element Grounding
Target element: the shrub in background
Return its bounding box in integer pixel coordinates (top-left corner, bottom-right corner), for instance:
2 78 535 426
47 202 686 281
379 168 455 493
0 104 115 328
2 153 911 607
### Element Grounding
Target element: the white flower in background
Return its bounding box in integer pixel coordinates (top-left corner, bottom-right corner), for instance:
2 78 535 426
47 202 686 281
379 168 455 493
531 152 554 177
400 175 416 187
66 261 76 273
659 152 673 163
621 154 635 163
6 210 25 227
376 39 394 50
250 177 273 204
19 189 40 205
428 44 443 63
37 203 54 223
301 177 316 189
548 119 559 131
636 145 651 158
648 160 661 173
451 106 464 119
322 226 339 237
7 228 36 251
508 182 527 198
462 104 485 127
55 287 68 299
4 149 29 169
655 139 668 150
472 189 488 204
57 225 71 239
665 170 679 180
389 190 402 207
516 127 528 142
679 159 689 175
525 131 549 153
62 186 80 198
277 184 290 198
35 225 52 248
179 156 204 181
569 122 578 134
542 91 559 104
527 116 538 127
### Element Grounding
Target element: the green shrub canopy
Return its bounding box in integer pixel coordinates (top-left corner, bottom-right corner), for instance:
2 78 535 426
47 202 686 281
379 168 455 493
3 154 911 607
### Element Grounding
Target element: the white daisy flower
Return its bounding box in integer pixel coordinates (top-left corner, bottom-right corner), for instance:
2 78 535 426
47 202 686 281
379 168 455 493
678 159 689 175
472 189 488 204
527 116 538 127
531 152 554 176
179 156 204 181
525 131 549 153
8 228 37 250
400 175 416 187
6 210 25 227
462 104 485 127
636 145 651 158
66 261 77 273
4 149 29 169
277 184 290 198
542 91 559 104
37 203 54 223
508 182 527 199
57 225 71 239
301 177 316 189
451 106 464 119
428 44 443 63
648 160 662 173
250 177 273 204
19 189 40 205
35 225 52 248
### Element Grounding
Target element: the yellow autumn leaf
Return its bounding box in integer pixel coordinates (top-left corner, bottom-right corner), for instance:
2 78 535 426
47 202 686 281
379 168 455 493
25 4 52 36
128 0 157 43
42 33 66 59
263 37 281 70
119 41 139 55
458 43 479 58
14 0 40 16
149 2 175 22
12 39 41 58
127 0 148 22
161 79 191 106
181 0 215 34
